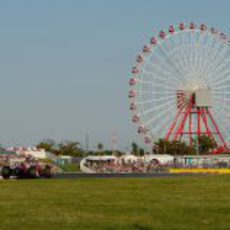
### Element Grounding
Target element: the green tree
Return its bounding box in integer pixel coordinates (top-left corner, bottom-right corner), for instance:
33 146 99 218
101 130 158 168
131 142 139 156
113 150 125 157
36 139 55 152
57 141 83 157
102 150 113 156
153 139 170 154
97 143 104 152
197 135 217 154
154 139 196 155
139 148 145 156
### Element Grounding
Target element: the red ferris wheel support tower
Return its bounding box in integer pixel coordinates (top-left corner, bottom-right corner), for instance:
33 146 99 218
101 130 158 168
165 89 228 149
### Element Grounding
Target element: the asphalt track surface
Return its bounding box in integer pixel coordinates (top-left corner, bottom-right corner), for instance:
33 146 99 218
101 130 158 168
0 173 209 180
53 172 201 179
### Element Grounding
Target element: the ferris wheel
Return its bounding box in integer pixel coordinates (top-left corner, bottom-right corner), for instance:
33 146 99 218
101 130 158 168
129 22 230 150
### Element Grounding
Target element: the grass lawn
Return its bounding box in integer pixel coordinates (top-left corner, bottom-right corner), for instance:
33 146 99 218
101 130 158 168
0 176 230 230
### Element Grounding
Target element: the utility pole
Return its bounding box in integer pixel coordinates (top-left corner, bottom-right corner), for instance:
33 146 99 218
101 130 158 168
85 133 89 155
112 131 117 155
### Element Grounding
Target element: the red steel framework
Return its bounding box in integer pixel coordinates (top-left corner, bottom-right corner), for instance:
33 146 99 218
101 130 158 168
165 93 228 149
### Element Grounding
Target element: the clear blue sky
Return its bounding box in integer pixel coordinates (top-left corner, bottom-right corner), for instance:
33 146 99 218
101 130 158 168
0 0 229 150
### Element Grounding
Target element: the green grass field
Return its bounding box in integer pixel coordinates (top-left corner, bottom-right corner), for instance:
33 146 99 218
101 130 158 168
0 176 230 230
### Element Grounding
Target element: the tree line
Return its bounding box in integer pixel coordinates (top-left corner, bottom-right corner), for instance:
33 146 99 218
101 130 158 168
36 139 124 157
36 135 218 157
153 135 217 155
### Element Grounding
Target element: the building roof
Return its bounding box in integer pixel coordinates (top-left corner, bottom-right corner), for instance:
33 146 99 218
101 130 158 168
0 148 16 155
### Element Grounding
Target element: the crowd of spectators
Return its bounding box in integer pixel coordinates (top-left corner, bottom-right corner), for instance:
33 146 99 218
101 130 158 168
83 154 230 173
84 158 168 173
